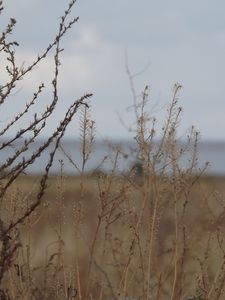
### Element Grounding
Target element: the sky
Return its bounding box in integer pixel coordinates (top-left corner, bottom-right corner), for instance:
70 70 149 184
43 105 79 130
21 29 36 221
1 0 225 141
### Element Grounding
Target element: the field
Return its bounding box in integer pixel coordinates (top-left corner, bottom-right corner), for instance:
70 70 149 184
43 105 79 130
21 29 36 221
1 173 225 300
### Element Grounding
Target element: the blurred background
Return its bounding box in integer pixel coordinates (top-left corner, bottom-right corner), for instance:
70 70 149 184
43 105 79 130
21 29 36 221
1 0 225 174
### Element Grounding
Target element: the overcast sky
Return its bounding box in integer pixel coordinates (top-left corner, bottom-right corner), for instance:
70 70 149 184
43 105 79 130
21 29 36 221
1 0 225 141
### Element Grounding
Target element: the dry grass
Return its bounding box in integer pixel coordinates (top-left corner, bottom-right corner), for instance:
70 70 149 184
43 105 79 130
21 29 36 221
2 174 225 300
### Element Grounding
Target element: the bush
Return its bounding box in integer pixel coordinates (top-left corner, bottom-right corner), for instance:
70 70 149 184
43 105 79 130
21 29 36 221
0 0 91 296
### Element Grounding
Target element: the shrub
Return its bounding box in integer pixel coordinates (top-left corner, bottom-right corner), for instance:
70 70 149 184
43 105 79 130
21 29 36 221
0 0 91 296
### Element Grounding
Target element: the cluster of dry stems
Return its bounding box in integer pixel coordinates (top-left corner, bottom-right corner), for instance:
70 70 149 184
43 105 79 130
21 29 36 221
0 1 225 300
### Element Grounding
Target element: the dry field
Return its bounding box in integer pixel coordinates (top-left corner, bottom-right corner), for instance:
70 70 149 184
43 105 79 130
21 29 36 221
1 173 225 300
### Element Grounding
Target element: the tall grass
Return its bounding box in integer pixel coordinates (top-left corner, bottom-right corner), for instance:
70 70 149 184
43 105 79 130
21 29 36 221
0 1 225 300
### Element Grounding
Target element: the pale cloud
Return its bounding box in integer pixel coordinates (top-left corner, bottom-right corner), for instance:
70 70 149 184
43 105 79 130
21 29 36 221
14 50 91 93
78 28 100 48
